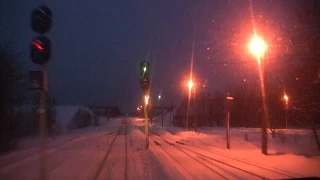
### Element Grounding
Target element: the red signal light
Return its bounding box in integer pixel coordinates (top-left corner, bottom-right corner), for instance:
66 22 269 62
30 35 51 65
32 41 44 51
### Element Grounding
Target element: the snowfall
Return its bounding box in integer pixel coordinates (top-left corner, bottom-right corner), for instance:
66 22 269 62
0 107 319 180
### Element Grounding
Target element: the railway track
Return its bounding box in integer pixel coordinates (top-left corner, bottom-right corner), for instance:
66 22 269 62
93 118 128 180
136 127 225 179
150 135 229 179
176 141 301 178
0 128 118 175
135 126 302 179
151 131 300 180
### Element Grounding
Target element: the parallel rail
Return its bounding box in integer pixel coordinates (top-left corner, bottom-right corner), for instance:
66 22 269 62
93 119 128 180
137 126 299 179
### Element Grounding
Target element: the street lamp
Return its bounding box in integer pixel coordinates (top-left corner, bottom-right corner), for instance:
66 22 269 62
186 80 194 131
249 35 267 61
284 94 289 103
284 94 289 129
157 93 162 107
248 34 268 155
144 95 149 106
188 80 194 89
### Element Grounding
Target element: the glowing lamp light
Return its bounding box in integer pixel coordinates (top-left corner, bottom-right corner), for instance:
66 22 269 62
188 81 194 89
144 95 149 105
248 35 267 59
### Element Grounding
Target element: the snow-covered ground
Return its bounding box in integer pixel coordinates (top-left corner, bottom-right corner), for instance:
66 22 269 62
0 113 319 180
55 106 97 132
143 111 320 178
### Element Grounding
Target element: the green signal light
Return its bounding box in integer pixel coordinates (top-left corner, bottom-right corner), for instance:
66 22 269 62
140 61 149 77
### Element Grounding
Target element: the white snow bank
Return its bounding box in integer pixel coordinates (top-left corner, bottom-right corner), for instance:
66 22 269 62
55 106 96 132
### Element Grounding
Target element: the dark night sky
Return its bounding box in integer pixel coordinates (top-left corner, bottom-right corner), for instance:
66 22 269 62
0 0 295 112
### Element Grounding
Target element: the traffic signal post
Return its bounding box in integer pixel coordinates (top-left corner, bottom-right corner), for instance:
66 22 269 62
30 5 52 180
140 61 150 149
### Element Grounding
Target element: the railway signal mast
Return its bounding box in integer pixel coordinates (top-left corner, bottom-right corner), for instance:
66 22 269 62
140 61 150 149
30 5 52 179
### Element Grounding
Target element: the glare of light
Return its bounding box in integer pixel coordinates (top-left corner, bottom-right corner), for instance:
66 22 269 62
32 41 44 51
284 95 289 102
144 95 149 105
248 35 267 59
137 107 140 111
143 67 146 72
188 81 194 89
158 95 161 99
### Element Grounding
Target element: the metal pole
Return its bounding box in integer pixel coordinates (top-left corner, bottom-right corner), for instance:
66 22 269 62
186 91 191 131
244 81 248 127
161 109 163 127
261 111 268 155
193 88 196 132
39 64 47 180
259 60 268 155
144 103 149 149
226 111 230 149
285 104 288 129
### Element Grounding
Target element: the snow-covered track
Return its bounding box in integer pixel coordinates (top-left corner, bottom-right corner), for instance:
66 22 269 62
152 131 299 180
176 141 299 179
136 126 230 179
93 118 128 180
150 134 229 179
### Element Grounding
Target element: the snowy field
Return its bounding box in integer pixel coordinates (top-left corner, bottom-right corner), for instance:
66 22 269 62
144 111 320 178
0 112 319 179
